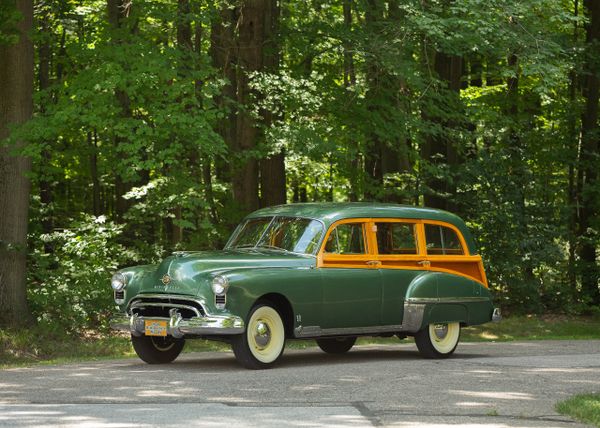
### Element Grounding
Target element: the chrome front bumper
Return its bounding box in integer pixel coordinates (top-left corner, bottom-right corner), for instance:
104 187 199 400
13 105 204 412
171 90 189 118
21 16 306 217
110 311 245 338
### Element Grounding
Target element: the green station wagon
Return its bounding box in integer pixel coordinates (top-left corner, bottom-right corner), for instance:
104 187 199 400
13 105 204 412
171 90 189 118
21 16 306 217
110 203 500 369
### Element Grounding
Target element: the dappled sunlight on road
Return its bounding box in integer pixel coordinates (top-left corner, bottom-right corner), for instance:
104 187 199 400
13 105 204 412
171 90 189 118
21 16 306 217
0 341 598 427
450 390 534 401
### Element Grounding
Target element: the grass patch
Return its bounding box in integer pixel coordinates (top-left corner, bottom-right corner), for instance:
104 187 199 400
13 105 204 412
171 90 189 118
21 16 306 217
556 393 600 427
462 314 600 342
2 314 599 368
0 326 134 368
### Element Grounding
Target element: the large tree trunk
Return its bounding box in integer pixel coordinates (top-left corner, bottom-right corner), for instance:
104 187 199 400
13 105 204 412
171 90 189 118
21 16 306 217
233 0 269 213
0 0 34 327
107 0 135 222
363 0 385 200
259 0 286 207
578 0 600 304
421 51 463 210
210 6 238 181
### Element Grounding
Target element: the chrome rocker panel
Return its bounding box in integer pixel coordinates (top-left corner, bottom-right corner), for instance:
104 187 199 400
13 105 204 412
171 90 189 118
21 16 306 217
110 311 245 338
294 301 426 338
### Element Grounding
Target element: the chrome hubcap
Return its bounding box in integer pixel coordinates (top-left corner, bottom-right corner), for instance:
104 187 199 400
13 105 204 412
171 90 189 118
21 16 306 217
254 321 271 348
433 324 448 340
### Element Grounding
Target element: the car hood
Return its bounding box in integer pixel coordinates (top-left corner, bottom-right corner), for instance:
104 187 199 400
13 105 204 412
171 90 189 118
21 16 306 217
135 248 316 296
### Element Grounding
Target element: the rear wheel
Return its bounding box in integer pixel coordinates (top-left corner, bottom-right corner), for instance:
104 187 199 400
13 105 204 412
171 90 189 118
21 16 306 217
414 322 460 359
232 303 286 369
131 335 185 364
316 337 356 354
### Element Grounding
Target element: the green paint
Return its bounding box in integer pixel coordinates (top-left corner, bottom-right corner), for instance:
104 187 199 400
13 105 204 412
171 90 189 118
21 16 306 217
113 203 497 340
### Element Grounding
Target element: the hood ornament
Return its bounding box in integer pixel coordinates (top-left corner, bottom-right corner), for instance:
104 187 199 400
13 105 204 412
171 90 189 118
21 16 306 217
161 274 172 286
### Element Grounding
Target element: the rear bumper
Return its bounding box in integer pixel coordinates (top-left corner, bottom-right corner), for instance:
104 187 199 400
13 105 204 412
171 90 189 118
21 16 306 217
110 311 245 338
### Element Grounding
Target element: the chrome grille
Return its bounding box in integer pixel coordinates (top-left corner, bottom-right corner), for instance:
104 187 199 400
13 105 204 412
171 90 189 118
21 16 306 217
128 294 206 319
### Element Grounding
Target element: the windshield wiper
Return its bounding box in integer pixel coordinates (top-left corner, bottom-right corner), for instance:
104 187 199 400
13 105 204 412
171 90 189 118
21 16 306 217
255 244 292 253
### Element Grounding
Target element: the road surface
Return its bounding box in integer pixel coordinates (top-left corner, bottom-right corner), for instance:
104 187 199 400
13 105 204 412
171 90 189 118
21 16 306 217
1 340 599 427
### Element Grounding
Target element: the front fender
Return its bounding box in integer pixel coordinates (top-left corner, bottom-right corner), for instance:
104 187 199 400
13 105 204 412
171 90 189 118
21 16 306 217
216 267 321 329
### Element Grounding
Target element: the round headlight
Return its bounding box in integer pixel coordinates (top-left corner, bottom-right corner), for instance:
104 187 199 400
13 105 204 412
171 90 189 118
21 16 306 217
111 272 127 291
211 275 229 295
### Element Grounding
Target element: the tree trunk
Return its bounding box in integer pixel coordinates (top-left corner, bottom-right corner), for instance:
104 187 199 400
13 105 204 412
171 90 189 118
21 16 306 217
0 0 34 327
107 0 135 222
259 0 286 207
578 0 600 304
422 51 463 210
343 0 361 201
363 0 385 200
38 7 54 249
210 6 238 182
260 152 286 207
90 130 101 216
567 0 580 292
234 0 269 213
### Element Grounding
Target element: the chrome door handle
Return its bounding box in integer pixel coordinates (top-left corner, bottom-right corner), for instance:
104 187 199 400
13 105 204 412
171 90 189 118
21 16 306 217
366 260 381 266
417 260 431 267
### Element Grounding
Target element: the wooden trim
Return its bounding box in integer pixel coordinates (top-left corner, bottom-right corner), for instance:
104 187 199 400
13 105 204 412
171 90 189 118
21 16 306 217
317 217 489 288
421 219 470 256
318 218 373 268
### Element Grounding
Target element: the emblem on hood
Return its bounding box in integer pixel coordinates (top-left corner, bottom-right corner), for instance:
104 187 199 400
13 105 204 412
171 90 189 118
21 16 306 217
161 274 171 285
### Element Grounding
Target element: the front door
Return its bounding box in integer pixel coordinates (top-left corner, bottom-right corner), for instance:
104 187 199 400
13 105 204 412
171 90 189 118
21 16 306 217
318 220 381 329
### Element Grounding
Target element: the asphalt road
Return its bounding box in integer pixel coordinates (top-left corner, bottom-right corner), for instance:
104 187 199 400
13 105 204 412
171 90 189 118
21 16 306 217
1 339 599 427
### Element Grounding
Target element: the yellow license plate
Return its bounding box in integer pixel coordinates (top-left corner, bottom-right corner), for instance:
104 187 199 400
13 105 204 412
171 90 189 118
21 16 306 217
144 320 167 337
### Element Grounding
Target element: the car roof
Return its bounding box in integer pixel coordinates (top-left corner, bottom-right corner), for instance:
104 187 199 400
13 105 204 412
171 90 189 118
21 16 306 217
246 202 477 254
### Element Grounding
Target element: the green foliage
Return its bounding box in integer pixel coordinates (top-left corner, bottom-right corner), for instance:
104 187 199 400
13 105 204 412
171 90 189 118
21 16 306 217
27 215 137 332
0 3 21 45
1 0 597 327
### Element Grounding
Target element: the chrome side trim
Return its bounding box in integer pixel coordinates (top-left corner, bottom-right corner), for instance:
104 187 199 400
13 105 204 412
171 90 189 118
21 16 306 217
295 324 406 338
294 300 426 338
406 296 490 304
130 301 201 318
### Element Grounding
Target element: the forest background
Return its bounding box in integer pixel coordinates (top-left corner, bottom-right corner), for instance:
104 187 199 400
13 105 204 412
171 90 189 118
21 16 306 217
0 0 599 333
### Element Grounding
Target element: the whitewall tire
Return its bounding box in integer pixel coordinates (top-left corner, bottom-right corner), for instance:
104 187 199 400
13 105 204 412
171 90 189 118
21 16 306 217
232 303 286 369
414 322 460 359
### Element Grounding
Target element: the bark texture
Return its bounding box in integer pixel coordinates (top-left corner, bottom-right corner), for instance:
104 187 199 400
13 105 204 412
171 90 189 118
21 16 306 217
578 0 600 303
0 0 34 327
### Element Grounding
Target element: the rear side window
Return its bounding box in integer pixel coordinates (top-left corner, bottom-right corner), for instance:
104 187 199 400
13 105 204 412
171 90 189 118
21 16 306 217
425 224 464 255
324 223 366 254
375 222 418 255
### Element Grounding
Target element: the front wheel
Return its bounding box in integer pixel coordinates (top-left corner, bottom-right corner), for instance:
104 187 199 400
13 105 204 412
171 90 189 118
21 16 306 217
232 303 286 369
316 337 356 354
414 322 460 359
131 334 185 364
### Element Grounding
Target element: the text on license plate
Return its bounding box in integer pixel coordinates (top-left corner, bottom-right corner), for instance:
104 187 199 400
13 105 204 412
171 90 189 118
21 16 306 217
145 320 167 337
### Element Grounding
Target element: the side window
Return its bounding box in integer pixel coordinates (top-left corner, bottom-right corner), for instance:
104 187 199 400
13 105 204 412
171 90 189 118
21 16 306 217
425 224 464 255
324 223 366 254
375 222 418 255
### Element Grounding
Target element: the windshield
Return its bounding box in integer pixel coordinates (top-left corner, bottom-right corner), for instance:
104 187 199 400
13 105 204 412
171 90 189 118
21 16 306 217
226 216 325 255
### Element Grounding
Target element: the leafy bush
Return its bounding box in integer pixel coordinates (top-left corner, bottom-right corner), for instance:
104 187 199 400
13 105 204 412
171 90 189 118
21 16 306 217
27 215 138 333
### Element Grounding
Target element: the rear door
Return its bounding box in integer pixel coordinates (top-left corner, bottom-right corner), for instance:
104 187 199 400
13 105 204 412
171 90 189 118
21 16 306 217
372 219 432 325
